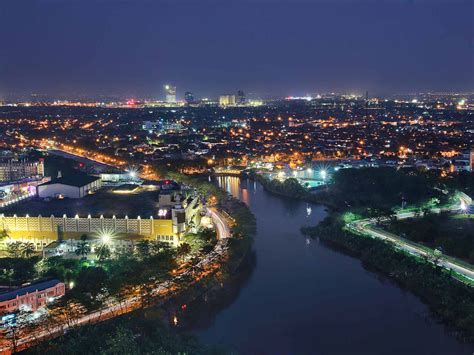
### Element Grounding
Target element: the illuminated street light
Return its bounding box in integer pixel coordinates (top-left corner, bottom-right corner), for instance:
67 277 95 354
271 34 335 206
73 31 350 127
307 168 313 173
460 200 467 212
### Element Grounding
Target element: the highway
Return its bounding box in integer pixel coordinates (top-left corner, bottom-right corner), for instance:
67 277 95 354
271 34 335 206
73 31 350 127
0 210 232 353
348 200 474 284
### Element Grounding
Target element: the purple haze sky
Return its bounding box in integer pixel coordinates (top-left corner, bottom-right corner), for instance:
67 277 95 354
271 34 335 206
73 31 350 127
0 0 473 100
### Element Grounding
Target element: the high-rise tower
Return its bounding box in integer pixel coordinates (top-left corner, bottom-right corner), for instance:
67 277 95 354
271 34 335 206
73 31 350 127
164 85 177 103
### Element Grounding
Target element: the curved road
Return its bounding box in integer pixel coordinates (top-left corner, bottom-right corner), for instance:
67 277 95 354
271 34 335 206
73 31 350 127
349 203 474 284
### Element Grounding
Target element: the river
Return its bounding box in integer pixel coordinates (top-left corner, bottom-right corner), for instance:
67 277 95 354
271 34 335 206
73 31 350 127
184 176 472 354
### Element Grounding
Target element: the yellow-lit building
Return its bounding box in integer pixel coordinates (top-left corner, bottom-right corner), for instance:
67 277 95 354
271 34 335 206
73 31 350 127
0 214 177 250
219 95 236 107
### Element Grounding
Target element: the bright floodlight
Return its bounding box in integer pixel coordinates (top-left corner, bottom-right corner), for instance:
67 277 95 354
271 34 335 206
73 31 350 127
320 170 327 179
129 170 136 178
307 168 313 173
97 227 115 244
101 234 111 244
460 200 467 212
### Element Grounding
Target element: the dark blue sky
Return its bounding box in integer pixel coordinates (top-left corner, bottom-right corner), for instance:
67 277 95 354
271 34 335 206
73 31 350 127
1 0 473 99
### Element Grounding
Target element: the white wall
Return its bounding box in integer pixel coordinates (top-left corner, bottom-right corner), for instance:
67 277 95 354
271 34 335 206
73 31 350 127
38 183 81 199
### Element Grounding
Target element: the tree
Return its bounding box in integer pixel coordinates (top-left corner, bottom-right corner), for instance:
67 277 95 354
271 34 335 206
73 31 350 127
20 242 36 258
0 229 9 241
135 240 151 259
100 326 139 355
150 241 171 255
96 244 111 262
75 238 91 260
76 266 108 299
176 242 191 262
7 242 22 258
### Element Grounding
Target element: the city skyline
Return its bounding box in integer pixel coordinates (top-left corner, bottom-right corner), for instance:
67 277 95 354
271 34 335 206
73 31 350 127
1 0 473 99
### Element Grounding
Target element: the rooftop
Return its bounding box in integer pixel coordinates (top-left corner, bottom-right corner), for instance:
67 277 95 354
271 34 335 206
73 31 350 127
40 174 100 188
0 279 62 302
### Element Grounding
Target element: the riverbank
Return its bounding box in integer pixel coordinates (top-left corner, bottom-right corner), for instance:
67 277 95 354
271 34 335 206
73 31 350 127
248 171 338 209
166 172 256 271
302 216 474 342
250 170 474 342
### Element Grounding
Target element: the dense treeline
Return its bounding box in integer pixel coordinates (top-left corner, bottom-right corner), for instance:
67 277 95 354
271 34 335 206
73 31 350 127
252 167 454 211
448 171 474 196
302 216 474 342
250 174 326 204
329 167 448 209
387 212 474 264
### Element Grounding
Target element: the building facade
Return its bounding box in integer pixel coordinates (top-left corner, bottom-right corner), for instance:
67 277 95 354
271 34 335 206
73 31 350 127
219 95 236 107
0 279 65 314
38 175 102 199
0 214 177 248
0 159 44 183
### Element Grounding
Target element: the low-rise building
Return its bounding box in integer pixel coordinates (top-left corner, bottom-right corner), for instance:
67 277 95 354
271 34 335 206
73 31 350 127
0 279 65 314
38 174 102 199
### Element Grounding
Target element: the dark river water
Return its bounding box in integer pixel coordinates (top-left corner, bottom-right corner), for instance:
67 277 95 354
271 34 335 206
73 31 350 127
185 177 472 355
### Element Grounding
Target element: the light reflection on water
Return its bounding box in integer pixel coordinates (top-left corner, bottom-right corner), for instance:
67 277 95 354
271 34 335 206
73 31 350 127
186 176 471 355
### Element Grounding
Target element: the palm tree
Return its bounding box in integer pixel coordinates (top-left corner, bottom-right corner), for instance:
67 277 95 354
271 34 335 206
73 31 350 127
96 244 111 262
21 242 36 258
75 240 91 260
176 242 192 262
7 241 22 258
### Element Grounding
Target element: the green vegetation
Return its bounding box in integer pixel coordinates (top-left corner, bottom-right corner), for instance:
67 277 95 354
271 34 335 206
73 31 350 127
251 173 319 203
386 212 474 264
254 167 474 341
0 257 39 285
165 170 256 270
254 167 454 212
448 171 474 196
184 227 217 255
24 310 228 355
302 216 474 342
45 240 178 310
329 167 449 209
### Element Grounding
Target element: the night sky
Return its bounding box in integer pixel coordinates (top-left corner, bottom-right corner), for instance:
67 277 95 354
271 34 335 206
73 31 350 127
1 0 473 99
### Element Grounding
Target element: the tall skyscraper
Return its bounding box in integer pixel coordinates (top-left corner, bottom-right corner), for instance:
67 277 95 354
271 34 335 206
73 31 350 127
164 85 177 103
237 90 245 104
184 91 194 104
